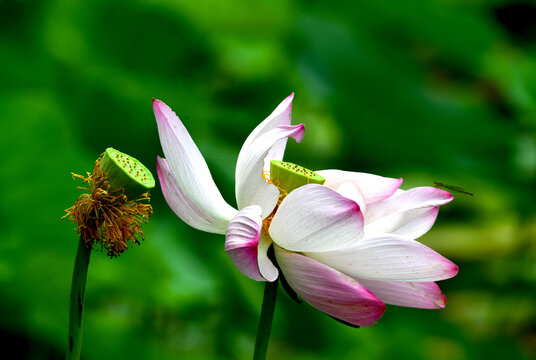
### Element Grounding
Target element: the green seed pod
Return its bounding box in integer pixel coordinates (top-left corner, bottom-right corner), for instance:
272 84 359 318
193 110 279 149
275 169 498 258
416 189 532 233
270 160 325 193
99 148 155 199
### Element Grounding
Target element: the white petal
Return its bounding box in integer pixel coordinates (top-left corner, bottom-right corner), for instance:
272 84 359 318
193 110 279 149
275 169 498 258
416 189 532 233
157 157 236 234
316 170 402 205
331 181 367 213
365 187 453 225
364 187 453 238
366 206 440 239
235 124 305 217
258 234 278 282
269 184 364 252
241 93 294 153
305 234 459 282
355 279 447 309
274 245 385 327
154 99 236 233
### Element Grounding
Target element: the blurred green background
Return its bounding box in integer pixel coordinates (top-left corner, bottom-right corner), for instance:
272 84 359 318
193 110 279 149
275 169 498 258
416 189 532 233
1 0 535 359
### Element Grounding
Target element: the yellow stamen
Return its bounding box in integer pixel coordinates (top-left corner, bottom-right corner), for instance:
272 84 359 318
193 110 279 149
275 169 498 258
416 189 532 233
261 171 288 235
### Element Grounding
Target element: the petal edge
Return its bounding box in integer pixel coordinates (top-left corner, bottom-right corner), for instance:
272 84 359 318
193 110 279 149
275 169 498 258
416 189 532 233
157 157 236 234
154 99 237 231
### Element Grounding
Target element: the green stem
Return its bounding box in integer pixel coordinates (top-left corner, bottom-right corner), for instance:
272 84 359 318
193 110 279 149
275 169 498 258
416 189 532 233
253 279 279 360
67 238 91 360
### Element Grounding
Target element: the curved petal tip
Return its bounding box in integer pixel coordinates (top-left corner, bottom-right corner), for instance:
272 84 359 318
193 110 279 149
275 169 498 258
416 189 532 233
279 123 305 144
293 123 305 143
286 92 295 101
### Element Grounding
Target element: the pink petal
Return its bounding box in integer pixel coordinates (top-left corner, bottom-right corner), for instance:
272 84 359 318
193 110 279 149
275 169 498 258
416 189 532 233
157 157 237 234
306 234 459 282
154 99 237 233
224 205 278 281
269 184 364 252
355 279 447 309
274 245 385 327
235 123 305 218
316 170 403 205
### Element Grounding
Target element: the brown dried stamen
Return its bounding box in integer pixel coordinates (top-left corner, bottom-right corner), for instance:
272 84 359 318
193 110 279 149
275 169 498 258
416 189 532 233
62 157 153 257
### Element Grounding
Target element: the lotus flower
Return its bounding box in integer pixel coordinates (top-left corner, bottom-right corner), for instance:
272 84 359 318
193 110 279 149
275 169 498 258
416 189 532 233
154 94 458 327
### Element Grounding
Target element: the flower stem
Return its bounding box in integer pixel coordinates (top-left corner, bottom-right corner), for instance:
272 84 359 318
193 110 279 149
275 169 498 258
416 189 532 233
253 278 279 360
67 238 91 360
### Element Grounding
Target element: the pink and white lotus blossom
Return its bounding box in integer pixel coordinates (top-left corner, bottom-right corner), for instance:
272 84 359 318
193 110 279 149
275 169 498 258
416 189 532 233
154 94 458 327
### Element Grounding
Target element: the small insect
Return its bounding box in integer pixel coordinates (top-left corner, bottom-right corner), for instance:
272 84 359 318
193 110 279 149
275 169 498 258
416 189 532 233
434 182 474 196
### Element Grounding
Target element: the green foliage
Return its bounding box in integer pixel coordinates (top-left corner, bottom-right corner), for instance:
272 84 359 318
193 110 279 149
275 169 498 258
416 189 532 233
1 0 535 358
